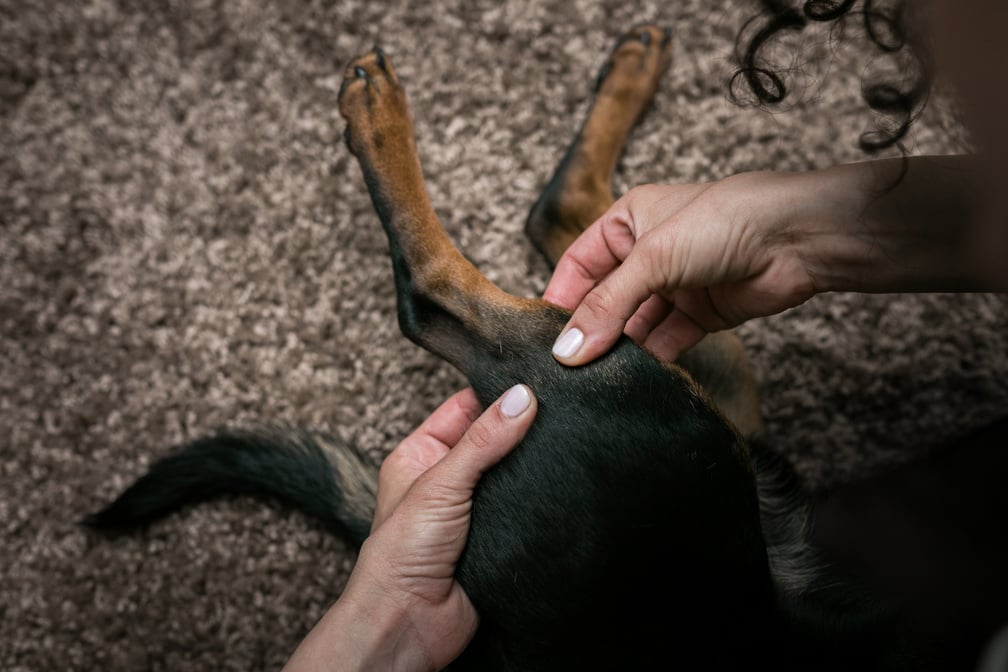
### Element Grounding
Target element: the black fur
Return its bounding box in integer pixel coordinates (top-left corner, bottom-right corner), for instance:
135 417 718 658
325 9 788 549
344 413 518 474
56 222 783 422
85 429 376 546
447 308 779 669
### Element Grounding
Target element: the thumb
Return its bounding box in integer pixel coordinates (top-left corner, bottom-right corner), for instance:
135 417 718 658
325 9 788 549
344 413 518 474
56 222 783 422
551 249 655 366
429 385 537 495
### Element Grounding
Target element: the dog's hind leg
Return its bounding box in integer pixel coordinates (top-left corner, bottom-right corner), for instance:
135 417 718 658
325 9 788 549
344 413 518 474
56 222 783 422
524 26 765 438
525 25 672 264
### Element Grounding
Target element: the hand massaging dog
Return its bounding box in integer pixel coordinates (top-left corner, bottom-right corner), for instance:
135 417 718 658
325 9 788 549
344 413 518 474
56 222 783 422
86 26 976 671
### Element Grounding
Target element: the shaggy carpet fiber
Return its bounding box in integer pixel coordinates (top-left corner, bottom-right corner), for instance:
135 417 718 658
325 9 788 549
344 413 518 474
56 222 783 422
2 1 1006 670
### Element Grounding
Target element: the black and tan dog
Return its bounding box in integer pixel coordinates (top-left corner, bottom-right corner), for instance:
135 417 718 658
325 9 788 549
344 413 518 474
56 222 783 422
86 27 998 671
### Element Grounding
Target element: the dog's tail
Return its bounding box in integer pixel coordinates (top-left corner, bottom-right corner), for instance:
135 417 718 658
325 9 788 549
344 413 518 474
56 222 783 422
82 428 378 547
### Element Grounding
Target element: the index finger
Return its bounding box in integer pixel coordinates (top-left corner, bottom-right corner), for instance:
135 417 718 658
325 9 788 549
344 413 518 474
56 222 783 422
542 213 636 310
410 387 483 450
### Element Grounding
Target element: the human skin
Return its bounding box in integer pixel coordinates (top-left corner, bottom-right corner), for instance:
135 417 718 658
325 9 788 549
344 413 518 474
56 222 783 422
283 385 537 672
548 0 1008 366
547 155 1007 364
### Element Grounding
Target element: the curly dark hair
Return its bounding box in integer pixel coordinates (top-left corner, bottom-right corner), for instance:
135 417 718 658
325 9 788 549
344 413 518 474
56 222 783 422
731 0 932 155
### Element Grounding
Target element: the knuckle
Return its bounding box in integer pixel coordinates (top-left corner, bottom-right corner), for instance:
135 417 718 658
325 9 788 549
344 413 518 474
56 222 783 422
632 234 673 289
581 285 616 321
623 184 662 215
624 184 652 205
378 449 406 479
566 253 597 285
635 224 668 253
463 415 499 452
624 185 649 206
624 311 651 341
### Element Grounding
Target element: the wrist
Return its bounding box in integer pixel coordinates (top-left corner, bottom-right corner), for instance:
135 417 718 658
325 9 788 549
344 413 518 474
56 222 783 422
778 157 998 294
284 544 432 672
777 162 898 294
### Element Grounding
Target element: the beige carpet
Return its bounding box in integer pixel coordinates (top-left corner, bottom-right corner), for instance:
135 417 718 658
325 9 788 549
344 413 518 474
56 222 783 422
2 1 1006 669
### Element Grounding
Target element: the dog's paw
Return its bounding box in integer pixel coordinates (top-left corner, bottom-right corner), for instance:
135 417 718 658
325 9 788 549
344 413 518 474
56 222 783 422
337 47 411 158
594 24 673 98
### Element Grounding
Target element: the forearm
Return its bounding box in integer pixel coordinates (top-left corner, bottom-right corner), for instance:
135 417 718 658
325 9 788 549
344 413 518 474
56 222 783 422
781 155 1007 294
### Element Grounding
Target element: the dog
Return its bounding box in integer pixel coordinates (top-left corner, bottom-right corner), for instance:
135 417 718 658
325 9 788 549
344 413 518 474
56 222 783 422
86 26 1003 671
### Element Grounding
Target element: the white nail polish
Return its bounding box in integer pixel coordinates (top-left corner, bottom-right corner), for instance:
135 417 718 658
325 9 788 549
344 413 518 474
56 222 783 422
500 385 531 418
552 328 584 359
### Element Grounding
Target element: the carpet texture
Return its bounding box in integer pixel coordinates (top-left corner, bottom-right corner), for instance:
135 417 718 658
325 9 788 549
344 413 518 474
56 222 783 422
2 1 1006 669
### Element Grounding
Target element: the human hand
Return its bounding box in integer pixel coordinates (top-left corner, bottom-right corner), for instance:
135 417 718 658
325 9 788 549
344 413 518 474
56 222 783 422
284 384 537 672
369 386 507 531
544 173 820 364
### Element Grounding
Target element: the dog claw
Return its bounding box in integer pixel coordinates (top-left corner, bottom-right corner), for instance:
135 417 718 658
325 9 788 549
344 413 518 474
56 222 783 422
594 24 672 95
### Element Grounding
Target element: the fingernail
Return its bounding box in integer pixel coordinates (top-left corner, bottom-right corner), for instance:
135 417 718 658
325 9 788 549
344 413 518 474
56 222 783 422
551 327 584 359
500 384 532 418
